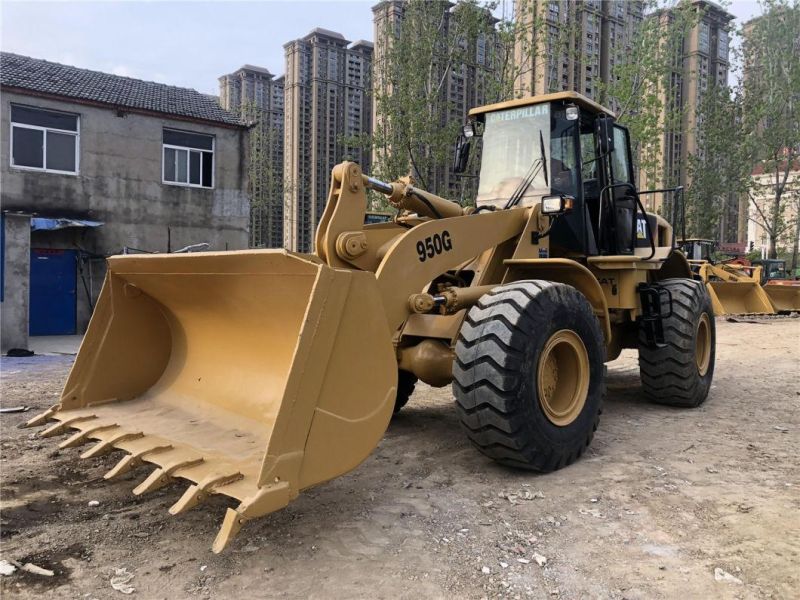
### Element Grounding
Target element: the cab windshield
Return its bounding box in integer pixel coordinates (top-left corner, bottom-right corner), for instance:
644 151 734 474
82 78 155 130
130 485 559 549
769 263 787 279
477 104 550 206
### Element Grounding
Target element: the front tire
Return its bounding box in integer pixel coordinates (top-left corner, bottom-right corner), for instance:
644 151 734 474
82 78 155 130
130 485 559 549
638 278 716 408
453 281 605 472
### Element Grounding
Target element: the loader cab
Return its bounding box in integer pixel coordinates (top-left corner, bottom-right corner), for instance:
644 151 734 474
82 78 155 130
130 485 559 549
754 258 790 283
680 239 716 263
463 92 652 258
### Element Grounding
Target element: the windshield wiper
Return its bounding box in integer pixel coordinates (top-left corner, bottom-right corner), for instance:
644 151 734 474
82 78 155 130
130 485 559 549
540 129 548 187
504 129 548 210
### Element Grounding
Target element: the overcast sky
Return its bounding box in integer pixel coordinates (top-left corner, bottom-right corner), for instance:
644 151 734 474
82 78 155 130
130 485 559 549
1 1 763 96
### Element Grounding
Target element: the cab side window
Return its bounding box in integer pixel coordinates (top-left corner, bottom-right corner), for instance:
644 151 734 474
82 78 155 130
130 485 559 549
610 126 632 184
580 132 598 181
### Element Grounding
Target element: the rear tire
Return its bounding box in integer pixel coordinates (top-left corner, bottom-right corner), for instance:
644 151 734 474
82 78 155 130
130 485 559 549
638 278 715 408
453 281 605 472
393 370 417 414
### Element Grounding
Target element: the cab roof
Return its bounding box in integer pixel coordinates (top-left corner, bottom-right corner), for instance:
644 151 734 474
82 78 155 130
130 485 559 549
468 91 615 119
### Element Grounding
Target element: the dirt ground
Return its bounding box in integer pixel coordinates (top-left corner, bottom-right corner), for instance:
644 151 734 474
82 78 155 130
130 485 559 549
1 318 798 599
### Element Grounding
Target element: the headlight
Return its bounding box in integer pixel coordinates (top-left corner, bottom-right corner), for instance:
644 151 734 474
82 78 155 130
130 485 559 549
566 105 579 121
541 195 574 215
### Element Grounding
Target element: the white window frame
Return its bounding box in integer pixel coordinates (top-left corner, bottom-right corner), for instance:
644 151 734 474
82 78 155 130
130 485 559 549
9 107 80 176
161 134 215 189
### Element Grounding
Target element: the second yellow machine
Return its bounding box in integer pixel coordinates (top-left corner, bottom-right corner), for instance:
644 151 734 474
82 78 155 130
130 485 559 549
28 92 716 551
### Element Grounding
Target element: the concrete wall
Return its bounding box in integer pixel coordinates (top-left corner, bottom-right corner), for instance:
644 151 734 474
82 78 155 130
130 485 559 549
1 213 31 351
0 91 250 337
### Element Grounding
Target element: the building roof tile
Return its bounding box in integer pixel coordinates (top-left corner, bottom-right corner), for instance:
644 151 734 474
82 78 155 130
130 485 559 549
0 52 244 127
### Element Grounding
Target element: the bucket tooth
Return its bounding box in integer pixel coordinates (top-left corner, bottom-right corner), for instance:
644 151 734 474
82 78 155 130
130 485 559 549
80 432 144 459
24 405 58 428
39 415 96 438
211 482 293 553
132 458 204 496
213 508 245 554
103 445 172 480
168 472 243 516
59 424 119 449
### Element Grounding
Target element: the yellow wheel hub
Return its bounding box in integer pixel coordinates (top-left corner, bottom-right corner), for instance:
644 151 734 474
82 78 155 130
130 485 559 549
536 329 590 427
695 313 711 376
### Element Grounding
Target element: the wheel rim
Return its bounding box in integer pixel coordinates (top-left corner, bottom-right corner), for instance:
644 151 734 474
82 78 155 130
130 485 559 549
695 313 711 376
536 329 590 427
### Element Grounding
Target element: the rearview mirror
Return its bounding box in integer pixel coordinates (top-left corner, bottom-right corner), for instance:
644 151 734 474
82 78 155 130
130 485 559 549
453 134 471 174
596 115 615 155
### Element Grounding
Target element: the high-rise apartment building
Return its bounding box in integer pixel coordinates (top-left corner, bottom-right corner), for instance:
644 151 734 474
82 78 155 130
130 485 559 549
513 0 644 107
219 65 285 247
371 0 498 198
641 0 734 240
283 28 373 252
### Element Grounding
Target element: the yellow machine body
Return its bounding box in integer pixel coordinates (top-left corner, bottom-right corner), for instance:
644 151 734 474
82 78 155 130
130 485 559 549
693 262 775 316
763 281 800 313
28 92 701 552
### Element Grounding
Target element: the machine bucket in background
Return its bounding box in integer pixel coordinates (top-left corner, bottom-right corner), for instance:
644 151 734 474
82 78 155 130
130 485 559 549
26 250 398 551
763 284 800 313
706 281 775 316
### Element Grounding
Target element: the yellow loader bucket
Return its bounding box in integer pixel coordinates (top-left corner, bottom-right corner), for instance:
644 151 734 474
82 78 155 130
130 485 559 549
706 280 775 315
26 250 398 552
763 284 800 313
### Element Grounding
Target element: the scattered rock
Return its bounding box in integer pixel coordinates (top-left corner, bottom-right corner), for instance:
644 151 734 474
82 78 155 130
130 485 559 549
533 553 547 567
88 500 100 507
517 558 530 564
714 567 742 584
481 566 490 575
499 489 545 504
0 560 16 576
110 567 135 594
706 466 719 473
200 565 207 572
21 562 54 577
500 562 508 569
773 425 789 433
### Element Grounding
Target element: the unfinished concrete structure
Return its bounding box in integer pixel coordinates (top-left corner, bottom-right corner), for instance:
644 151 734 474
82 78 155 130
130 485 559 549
0 52 249 351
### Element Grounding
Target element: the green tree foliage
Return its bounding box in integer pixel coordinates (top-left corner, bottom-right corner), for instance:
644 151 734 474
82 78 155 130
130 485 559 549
686 85 752 238
740 0 800 262
237 101 284 248
372 0 508 200
599 1 700 195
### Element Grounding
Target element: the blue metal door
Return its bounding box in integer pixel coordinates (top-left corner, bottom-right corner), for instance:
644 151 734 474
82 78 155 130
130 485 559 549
29 248 77 336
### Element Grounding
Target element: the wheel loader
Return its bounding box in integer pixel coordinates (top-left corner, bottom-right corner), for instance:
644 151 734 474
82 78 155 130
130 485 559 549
679 239 779 315
753 258 800 313
27 92 716 552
